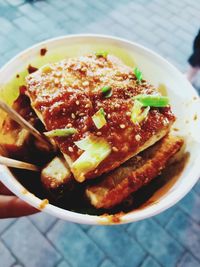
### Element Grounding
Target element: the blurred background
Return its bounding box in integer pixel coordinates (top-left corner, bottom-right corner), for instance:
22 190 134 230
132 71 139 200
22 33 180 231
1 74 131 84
0 0 200 267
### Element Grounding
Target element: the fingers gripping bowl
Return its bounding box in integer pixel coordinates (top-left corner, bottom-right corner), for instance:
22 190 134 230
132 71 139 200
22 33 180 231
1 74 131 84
0 35 199 225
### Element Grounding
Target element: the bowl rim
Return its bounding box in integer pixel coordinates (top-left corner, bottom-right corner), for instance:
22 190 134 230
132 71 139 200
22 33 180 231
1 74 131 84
0 33 200 225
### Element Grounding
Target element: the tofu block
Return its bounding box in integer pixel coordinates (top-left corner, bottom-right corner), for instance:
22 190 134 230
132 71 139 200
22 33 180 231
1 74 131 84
41 157 74 196
86 135 184 209
0 94 51 160
26 54 175 182
0 95 31 157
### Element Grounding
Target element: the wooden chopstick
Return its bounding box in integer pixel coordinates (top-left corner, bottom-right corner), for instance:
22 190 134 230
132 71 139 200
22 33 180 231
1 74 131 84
0 100 52 149
0 156 39 171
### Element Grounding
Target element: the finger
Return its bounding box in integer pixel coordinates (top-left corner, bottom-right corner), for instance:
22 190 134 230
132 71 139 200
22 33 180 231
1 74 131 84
0 195 39 218
0 182 14 195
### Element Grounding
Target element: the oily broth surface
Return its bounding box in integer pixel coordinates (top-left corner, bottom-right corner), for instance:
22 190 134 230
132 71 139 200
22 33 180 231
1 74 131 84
10 153 188 216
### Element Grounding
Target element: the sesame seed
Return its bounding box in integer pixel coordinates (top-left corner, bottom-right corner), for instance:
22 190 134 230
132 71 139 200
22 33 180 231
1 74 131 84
81 67 87 71
122 145 128 152
67 123 72 127
135 134 141 141
112 146 118 152
55 72 62 77
85 103 90 108
107 114 111 119
82 81 89 86
54 78 59 85
76 100 80 105
79 113 85 116
116 76 123 81
82 125 88 131
126 111 131 116
68 146 73 152
120 124 125 129
97 132 102 136
71 113 75 119
163 118 169 126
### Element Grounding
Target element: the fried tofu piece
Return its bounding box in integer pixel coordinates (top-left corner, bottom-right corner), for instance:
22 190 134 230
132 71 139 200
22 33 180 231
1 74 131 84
0 94 52 162
41 156 71 189
41 156 75 198
26 54 175 182
86 135 184 209
0 124 29 155
0 95 34 157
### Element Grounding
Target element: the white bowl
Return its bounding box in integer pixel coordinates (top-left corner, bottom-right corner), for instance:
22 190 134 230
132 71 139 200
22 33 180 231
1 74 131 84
0 34 200 225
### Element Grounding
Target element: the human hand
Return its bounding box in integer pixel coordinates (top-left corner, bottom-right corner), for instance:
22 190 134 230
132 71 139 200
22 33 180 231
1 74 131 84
0 182 38 218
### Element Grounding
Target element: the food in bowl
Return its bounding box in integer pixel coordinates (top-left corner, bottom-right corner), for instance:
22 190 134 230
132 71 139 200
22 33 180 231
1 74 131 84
0 51 185 215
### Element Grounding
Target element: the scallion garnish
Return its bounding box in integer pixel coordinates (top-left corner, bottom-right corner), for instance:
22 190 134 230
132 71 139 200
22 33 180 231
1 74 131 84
134 67 143 83
134 94 169 107
72 136 111 182
44 128 77 137
95 51 108 58
101 86 112 98
99 107 105 116
92 108 107 129
131 100 150 124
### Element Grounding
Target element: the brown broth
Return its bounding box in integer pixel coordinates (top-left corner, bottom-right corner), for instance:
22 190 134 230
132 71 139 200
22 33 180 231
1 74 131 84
10 152 189 216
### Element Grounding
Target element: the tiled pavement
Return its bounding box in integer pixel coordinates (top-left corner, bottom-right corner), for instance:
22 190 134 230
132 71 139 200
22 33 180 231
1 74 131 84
0 0 200 266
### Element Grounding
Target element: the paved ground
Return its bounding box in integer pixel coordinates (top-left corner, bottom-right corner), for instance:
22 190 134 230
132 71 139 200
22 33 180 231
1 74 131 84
0 0 200 267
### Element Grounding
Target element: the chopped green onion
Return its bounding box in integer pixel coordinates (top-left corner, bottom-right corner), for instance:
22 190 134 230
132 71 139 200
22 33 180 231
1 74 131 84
92 108 107 129
44 128 77 137
72 136 111 182
99 107 105 116
134 94 169 107
102 86 111 94
95 50 108 58
74 136 94 150
134 67 143 83
101 86 112 98
131 100 150 124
